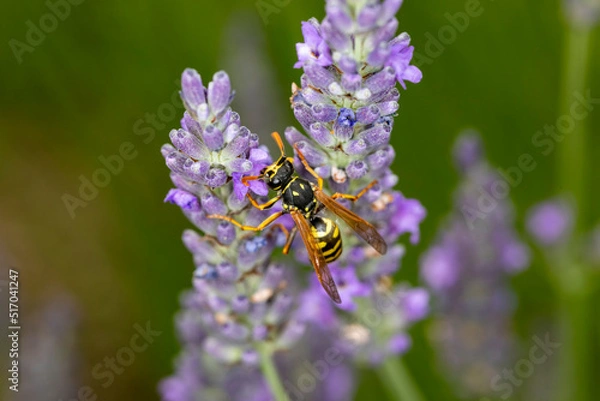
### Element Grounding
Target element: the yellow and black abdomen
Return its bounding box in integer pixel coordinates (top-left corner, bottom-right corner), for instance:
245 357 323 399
310 216 343 263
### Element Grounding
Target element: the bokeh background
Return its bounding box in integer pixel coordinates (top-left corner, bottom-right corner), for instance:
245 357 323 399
1 0 599 400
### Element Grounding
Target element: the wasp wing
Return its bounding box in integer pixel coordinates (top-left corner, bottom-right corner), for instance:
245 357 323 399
290 211 342 304
314 190 388 255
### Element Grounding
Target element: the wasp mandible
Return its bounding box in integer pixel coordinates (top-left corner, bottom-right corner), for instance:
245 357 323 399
207 132 387 303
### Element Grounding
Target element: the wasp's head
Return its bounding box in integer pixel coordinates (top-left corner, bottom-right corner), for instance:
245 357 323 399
261 157 294 190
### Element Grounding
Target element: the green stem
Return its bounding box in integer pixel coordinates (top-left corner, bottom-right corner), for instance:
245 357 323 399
378 357 425 401
257 343 290 401
557 22 592 226
556 270 592 401
555 14 595 401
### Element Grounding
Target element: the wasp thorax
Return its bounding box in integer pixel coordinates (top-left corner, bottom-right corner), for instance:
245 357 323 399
263 157 294 190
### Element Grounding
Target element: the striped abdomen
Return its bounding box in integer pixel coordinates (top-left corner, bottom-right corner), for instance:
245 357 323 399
310 216 343 263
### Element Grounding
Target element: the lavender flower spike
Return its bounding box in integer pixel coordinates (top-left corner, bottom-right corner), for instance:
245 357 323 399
421 132 530 397
289 0 428 364
160 69 305 401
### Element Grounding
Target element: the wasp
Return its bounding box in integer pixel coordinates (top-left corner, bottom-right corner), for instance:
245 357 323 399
207 132 387 303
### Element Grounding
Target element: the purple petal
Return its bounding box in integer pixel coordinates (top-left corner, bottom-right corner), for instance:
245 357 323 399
164 189 201 211
420 246 459 290
390 195 426 244
181 68 206 111
232 173 249 201
346 160 368 179
207 71 232 115
248 147 271 168
401 288 429 322
388 333 411 354
249 180 269 197
301 19 322 48
205 167 228 188
295 19 332 68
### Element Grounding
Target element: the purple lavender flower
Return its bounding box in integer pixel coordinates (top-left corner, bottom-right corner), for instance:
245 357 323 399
161 1 428 398
421 132 530 397
526 198 574 247
288 0 427 363
333 284 429 365
295 20 333 68
160 339 278 401
160 69 307 400
289 325 358 401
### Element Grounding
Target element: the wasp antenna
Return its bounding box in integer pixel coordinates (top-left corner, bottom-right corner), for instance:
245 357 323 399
271 132 286 156
293 142 304 157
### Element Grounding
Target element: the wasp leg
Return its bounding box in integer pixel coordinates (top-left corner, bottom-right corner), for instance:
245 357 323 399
268 223 294 252
270 223 289 239
293 143 324 190
241 175 263 187
247 193 282 210
207 211 284 232
282 226 298 254
314 203 326 214
331 180 378 202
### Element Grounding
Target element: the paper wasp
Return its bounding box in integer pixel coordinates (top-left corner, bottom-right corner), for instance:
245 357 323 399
207 132 387 303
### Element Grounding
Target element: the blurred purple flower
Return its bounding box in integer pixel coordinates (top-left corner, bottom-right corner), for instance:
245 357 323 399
10 296 82 401
421 132 530 397
420 245 459 291
526 198 574 247
388 333 412 354
453 130 483 172
333 266 372 312
400 287 430 322
296 277 340 328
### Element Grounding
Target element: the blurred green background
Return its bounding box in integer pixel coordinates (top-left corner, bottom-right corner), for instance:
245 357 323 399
1 0 599 400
